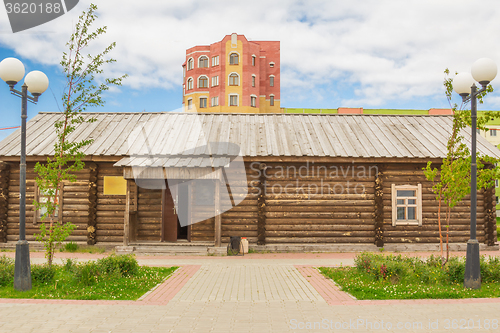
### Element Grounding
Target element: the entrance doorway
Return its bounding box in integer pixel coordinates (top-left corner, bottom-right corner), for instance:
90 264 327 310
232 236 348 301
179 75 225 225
161 181 190 242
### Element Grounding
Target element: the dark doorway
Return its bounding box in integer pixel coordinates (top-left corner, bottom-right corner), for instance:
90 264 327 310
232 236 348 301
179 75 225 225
162 180 190 242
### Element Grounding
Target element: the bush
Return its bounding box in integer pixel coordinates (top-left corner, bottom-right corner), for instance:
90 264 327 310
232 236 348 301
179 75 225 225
31 264 56 284
0 256 14 286
75 262 100 286
63 258 76 272
96 254 139 277
64 242 78 252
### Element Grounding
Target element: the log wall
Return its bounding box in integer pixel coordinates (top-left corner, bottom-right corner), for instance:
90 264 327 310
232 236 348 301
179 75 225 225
7 162 89 242
0 162 9 243
95 163 126 243
382 164 487 244
136 183 160 241
261 162 377 244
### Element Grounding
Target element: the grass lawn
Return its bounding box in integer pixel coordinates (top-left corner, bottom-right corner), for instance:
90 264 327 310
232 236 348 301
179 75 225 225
320 253 500 300
0 255 178 300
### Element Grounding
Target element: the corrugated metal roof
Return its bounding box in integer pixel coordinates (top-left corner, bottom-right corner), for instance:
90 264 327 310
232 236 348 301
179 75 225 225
1 112 499 159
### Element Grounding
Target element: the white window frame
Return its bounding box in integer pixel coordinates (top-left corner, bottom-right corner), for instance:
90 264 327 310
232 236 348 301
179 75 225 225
198 75 208 88
187 57 194 70
269 62 275 68
391 184 422 226
198 56 209 68
250 95 257 107
252 74 256 87
496 179 499 188
211 96 219 107
252 55 256 66
211 76 219 87
269 94 275 106
229 94 239 106
490 129 497 137
187 98 193 110
269 75 274 87
212 55 219 67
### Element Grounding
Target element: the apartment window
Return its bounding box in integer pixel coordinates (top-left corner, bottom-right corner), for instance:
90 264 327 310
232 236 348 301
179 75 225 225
491 129 497 137
269 76 274 87
187 99 193 110
212 56 219 67
34 183 62 224
198 76 208 88
211 96 219 106
251 96 256 107
252 75 256 87
497 196 499 205
211 76 219 87
229 53 239 65
187 78 193 90
199 56 208 68
269 62 275 68
391 184 422 226
229 73 239 86
229 94 238 106
270 95 274 106
477 129 481 134
496 179 499 188
200 97 207 108
187 58 193 70
252 55 256 66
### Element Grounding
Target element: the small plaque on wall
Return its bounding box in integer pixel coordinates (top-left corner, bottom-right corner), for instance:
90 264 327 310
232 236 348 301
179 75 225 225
103 176 127 195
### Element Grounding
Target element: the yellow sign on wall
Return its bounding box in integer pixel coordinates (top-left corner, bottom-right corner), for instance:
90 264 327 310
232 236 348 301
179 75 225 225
103 176 127 195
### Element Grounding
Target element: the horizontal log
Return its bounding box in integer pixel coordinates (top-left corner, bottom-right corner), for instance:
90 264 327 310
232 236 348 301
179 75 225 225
221 212 258 218
220 231 256 237
97 205 126 211
97 198 127 205
96 236 123 243
265 216 375 224
222 219 258 225
265 231 374 237
266 206 373 213
137 211 162 218
265 210 373 219
97 224 124 230
266 199 374 206
264 193 375 200
96 217 124 224
266 224 375 231
266 237 372 243
136 218 161 224
222 236 257 243
221 225 258 231
63 198 90 205
384 230 483 237
63 204 89 211
384 237 482 243
95 230 123 236
97 211 130 217
137 230 161 237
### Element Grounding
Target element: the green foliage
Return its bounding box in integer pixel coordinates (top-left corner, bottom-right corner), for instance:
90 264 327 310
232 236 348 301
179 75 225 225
34 222 76 266
63 242 78 252
322 253 500 300
0 256 14 287
96 254 139 277
63 258 76 272
32 4 126 266
423 69 500 262
31 265 56 284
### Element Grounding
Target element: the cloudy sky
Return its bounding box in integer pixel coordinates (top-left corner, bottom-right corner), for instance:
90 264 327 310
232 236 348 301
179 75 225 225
1 0 500 141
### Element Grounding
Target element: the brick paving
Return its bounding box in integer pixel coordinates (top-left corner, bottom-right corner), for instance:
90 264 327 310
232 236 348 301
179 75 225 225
1 252 500 332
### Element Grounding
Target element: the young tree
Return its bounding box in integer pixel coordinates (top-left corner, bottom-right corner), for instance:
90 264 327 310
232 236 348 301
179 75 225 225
33 3 127 266
424 69 499 265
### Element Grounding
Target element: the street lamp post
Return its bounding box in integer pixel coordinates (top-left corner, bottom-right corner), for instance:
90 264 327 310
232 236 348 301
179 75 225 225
453 58 497 290
0 58 49 291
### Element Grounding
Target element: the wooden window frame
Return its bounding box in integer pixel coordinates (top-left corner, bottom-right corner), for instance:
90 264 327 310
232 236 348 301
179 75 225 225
33 182 63 225
198 56 208 68
229 73 239 86
229 53 239 65
187 58 194 70
391 184 422 226
199 97 207 108
198 76 208 88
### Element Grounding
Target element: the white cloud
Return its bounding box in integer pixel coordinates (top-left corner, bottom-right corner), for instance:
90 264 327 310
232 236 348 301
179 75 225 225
1 0 500 108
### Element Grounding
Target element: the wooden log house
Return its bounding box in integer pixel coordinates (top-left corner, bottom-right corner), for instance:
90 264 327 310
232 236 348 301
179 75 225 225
0 112 498 248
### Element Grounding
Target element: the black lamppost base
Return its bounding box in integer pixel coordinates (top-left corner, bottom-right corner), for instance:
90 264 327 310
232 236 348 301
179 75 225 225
464 239 481 289
14 240 31 291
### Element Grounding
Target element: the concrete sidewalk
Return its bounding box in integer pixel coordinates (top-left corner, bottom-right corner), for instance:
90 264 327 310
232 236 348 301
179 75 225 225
0 251 500 332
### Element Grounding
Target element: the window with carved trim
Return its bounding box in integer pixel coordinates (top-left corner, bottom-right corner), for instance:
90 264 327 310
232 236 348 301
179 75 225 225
391 184 422 226
34 183 62 224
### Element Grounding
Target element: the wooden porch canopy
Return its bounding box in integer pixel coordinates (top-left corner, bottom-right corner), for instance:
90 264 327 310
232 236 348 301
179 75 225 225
115 155 230 179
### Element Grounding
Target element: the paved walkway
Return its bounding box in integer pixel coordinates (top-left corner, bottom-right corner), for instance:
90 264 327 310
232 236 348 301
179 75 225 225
1 251 500 332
